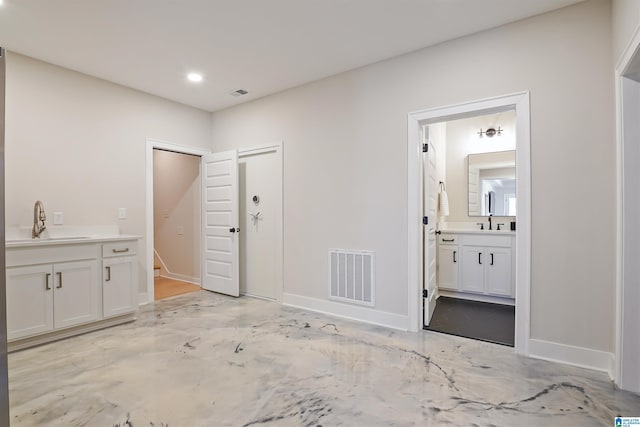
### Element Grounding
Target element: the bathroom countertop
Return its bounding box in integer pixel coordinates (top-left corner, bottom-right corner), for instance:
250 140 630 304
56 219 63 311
438 228 515 236
5 234 141 248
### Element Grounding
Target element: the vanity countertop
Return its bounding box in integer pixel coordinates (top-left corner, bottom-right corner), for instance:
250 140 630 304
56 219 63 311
6 234 141 248
438 228 515 236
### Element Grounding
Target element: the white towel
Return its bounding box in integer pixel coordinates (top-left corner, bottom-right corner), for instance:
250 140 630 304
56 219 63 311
439 190 450 217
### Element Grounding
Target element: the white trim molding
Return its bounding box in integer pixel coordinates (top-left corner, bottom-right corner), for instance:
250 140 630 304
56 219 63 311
615 21 640 393
529 339 615 378
407 92 531 357
145 138 210 304
138 292 149 307
282 293 409 331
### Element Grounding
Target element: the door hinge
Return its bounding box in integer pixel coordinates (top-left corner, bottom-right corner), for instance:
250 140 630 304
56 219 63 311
423 289 428 298
422 216 428 225
422 143 428 153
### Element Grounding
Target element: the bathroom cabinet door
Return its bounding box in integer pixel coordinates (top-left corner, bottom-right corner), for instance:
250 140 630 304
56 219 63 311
461 246 485 293
6 265 54 340
103 257 137 318
485 247 512 297
438 246 459 290
53 260 100 329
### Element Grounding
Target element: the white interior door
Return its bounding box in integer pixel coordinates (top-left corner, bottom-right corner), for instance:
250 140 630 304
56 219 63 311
423 133 438 326
239 150 280 300
202 150 240 297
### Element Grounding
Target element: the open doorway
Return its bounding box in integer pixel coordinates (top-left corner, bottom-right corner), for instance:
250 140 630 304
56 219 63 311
407 92 531 355
153 149 202 300
423 111 517 346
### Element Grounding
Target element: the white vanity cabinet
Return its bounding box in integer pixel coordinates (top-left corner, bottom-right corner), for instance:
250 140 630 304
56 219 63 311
6 253 99 341
102 241 138 318
460 234 514 298
437 234 460 291
5 236 139 350
437 231 515 300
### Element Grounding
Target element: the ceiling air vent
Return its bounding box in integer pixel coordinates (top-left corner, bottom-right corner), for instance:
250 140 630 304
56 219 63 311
230 89 248 97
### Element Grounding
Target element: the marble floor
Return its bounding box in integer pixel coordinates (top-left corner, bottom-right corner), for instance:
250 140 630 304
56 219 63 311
7 291 640 426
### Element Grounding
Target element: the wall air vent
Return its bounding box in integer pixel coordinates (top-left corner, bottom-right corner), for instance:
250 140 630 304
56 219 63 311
230 89 248 97
329 249 375 306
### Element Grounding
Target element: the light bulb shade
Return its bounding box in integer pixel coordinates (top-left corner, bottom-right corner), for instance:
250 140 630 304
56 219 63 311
439 190 450 217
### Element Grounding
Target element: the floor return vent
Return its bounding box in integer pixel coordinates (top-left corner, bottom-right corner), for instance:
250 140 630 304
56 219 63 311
329 249 375 306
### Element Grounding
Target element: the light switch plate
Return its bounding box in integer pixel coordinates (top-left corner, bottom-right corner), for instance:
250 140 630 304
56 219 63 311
118 208 127 219
53 211 64 225
177 225 184 235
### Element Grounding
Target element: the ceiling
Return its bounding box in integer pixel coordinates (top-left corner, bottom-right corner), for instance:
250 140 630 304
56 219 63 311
0 0 584 112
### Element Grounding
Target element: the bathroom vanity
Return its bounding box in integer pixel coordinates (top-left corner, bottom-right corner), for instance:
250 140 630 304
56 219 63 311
437 229 515 303
5 232 140 351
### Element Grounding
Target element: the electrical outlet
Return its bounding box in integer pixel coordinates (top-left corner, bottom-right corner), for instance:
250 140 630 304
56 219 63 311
177 225 184 235
163 210 169 219
118 208 127 219
53 212 64 225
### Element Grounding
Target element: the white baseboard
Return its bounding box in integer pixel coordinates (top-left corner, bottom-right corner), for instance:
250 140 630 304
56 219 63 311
282 293 409 331
138 292 149 306
528 338 615 379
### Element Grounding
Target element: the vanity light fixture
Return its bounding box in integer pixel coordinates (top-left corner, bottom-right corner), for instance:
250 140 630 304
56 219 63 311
478 126 502 138
186 72 203 83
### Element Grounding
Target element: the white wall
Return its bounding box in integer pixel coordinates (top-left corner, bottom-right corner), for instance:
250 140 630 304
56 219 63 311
613 0 640 65
444 111 516 223
153 150 201 282
211 0 615 353
5 53 212 293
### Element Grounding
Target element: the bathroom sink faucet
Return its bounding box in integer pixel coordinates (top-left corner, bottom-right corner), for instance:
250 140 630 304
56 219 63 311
32 200 47 238
488 215 493 231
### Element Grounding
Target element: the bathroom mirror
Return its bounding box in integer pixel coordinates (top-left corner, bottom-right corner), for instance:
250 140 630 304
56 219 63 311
468 150 516 217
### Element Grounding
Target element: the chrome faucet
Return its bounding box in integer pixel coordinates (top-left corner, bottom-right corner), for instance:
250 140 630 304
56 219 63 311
488 215 493 231
32 200 47 238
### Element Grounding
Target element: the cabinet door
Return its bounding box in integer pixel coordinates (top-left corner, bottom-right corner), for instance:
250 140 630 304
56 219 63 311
461 246 485 293
103 257 137 318
6 265 54 340
485 247 512 297
438 246 459 290
53 260 100 329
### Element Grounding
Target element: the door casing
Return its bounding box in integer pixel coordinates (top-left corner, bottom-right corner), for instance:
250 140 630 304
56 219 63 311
145 138 210 303
615 24 640 393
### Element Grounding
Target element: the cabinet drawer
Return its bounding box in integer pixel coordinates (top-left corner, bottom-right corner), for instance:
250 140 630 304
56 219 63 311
462 234 511 248
438 234 459 245
102 241 137 258
7 244 99 267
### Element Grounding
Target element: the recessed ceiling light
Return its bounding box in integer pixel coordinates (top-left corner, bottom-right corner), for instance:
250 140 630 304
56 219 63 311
187 72 203 83
230 89 248 97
